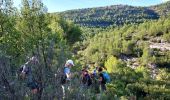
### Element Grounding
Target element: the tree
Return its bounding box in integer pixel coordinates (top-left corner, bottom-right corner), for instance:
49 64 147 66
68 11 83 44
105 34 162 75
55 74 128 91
16 0 53 99
0 0 19 99
141 45 151 65
105 56 124 73
58 18 82 45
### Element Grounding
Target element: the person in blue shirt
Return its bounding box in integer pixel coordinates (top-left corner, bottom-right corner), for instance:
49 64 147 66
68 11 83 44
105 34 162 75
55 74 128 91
61 59 74 99
64 60 74 81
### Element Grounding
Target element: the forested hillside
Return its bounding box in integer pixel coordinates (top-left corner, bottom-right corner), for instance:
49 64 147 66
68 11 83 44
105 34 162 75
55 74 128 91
0 0 170 99
60 1 170 27
151 1 170 16
74 14 170 100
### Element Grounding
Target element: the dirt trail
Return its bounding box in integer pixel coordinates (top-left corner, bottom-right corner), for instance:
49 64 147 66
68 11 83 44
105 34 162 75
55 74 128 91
149 42 170 51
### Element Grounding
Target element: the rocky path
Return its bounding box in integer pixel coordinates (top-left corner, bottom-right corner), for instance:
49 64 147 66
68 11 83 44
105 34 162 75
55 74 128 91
149 42 170 51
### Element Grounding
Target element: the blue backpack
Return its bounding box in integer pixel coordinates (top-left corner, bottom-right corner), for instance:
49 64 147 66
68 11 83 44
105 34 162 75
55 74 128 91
102 72 111 83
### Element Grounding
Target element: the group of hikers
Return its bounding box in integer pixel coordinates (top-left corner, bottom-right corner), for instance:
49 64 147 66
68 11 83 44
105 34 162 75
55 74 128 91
80 65 110 93
19 57 111 97
61 60 111 98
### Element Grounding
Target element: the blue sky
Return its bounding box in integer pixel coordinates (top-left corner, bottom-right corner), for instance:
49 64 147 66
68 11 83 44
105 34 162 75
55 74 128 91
13 0 169 12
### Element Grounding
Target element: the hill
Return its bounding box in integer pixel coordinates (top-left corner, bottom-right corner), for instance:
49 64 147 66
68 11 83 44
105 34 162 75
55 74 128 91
59 1 170 27
1 0 170 99
151 1 170 17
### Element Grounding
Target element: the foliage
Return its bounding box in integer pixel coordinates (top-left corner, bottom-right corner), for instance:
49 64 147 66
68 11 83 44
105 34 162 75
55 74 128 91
1 0 170 99
0 0 82 99
78 16 170 68
105 56 125 73
60 5 159 27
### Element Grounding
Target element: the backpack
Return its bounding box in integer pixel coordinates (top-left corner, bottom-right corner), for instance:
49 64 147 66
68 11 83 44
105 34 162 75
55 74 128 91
60 67 68 84
102 72 111 83
19 65 30 74
60 73 67 84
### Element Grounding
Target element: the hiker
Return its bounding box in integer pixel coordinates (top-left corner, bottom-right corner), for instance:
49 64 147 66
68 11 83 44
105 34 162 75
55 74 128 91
90 72 100 94
92 66 98 77
19 56 40 94
61 59 74 84
20 64 39 94
98 67 110 92
81 69 92 88
61 59 74 98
